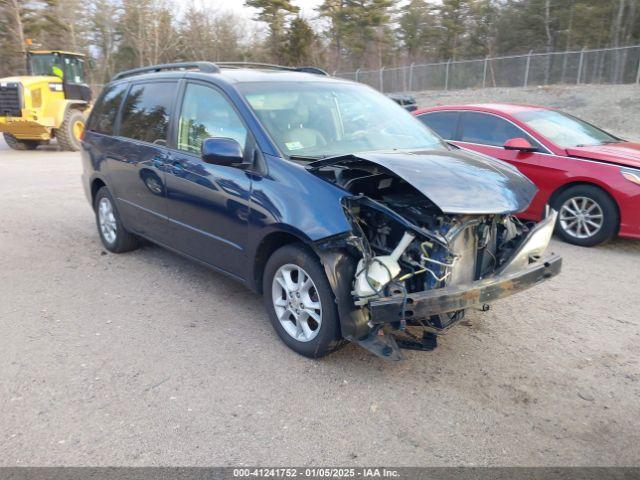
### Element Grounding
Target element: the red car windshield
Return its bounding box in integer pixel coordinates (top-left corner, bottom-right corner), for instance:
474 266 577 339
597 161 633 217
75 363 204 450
513 110 619 148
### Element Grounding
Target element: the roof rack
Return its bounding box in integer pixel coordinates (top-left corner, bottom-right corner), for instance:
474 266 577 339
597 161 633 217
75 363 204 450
111 61 329 82
216 62 329 76
112 62 220 81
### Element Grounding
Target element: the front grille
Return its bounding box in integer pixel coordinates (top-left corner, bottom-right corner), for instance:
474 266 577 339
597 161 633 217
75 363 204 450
0 83 22 117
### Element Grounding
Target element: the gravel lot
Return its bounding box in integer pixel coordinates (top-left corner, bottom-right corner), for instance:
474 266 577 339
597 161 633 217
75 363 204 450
1 137 639 466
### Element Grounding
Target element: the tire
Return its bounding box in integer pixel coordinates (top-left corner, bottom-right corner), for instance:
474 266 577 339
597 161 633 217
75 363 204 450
56 109 86 151
94 187 139 253
553 185 618 247
3 133 39 150
263 243 344 358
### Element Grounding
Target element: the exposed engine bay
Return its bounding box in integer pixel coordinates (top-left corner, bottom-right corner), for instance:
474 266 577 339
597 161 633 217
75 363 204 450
309 153 560 358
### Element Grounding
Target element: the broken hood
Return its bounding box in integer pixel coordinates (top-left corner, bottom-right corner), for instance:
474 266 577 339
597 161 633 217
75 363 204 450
309 149 538 215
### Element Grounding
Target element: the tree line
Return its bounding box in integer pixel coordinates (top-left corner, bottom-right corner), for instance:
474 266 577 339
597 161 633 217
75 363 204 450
1 0 639 83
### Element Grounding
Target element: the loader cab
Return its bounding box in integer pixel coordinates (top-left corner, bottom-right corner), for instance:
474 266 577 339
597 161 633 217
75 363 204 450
26 51 92 102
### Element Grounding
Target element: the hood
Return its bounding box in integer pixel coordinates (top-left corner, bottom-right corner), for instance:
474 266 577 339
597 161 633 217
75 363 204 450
566 142 640 169
309 149 537 215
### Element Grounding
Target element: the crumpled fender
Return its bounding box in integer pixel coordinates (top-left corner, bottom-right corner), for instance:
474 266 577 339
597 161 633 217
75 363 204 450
315 245 403 361
315 248 370 341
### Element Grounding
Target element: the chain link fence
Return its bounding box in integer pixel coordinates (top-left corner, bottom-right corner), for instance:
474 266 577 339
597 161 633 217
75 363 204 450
335 45 640 93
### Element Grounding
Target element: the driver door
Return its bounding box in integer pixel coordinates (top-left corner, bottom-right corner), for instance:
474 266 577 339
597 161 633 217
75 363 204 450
164 81 253 280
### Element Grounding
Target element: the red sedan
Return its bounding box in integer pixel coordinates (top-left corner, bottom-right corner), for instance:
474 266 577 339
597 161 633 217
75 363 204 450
414 104 640 246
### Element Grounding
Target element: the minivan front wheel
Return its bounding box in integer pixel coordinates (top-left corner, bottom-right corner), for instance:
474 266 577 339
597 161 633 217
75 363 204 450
94 187 139 253
263 244 344 358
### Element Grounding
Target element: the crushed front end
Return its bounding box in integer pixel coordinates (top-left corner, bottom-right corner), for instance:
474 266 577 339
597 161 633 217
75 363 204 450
310 151 562 360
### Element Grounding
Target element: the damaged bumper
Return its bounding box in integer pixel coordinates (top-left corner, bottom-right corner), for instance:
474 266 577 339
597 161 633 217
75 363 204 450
368 253 562 325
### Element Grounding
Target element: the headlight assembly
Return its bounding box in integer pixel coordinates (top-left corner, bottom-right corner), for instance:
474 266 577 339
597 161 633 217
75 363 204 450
500 209 557 275
621 168 640 186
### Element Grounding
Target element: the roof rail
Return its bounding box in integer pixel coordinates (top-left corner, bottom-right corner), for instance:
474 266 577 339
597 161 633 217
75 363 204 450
216 62 329 76
112 62 220 81
295 66 330 76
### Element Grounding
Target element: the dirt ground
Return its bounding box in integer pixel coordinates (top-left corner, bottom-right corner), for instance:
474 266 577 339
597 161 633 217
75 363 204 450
414 83 640 141
1 137 639 466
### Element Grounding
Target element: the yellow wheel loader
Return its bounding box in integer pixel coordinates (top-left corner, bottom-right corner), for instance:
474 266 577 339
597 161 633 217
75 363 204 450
0 50 92 151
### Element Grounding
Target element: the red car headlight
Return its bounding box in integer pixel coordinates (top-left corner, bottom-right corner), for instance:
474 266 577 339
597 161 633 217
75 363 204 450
621 168 640 186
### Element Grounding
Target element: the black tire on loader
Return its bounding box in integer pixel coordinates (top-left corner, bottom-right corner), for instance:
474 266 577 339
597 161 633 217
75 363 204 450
56 109 86 151
3 133 39 150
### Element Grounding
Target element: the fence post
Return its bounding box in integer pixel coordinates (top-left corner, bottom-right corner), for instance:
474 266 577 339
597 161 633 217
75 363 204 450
524 50 533 87
379 66 385 92
409 62 415 91
355 68 360 83
445 59 451 90
576 47 586 84
636 54 640 84
482 56 488 88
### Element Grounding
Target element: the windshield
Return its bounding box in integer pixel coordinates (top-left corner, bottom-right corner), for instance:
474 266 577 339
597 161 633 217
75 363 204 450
238 81 445 159
513 110 619 148
29 53 62 77
29 53 86 83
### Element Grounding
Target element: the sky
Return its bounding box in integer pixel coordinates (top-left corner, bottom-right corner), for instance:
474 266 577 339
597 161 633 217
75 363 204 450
204 0 325 20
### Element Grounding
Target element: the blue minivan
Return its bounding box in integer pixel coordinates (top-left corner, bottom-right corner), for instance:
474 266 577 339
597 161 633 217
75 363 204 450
81 62 561 360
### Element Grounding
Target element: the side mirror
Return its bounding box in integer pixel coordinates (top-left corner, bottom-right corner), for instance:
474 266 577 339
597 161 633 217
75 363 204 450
201 137 244 167
504 137 537 152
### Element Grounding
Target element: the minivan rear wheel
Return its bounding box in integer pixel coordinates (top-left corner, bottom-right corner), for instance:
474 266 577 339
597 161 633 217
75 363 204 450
263 244 344 358
94 187 139 253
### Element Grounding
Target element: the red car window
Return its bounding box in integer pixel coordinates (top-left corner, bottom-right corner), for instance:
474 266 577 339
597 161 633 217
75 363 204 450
417 111 459 140
459 111 540 148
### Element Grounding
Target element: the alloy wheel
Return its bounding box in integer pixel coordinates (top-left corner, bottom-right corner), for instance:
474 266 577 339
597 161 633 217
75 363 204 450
98 197 117 244
271 264 322 342
559 196 604 239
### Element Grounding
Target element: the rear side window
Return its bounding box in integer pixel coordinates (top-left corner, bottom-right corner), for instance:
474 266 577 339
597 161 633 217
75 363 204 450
459 112 538 148
417 111 459 140
88 83 127 135
119 82 175 144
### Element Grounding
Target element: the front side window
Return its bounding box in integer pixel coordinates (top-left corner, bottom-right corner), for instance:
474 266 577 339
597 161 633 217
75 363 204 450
119 82 175 144
177 83 247 154
238 81 445 159
63 56 86 84
418 111 459 140
459 112 538 148
513 110 619 148
88 83 127 135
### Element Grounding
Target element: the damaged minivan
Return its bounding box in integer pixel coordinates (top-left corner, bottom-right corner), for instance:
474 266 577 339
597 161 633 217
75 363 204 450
81 62 562 360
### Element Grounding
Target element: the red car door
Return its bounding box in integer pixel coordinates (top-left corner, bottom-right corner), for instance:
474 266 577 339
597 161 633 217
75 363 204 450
453 111 553 221
418 109 559 220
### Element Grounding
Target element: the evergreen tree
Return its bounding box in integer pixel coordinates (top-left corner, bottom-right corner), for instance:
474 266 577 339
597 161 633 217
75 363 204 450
245 0 299 64
396 0 436 62
285 16 317 66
